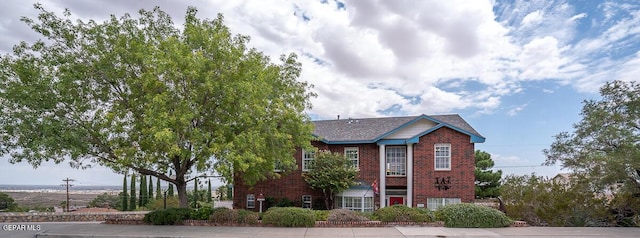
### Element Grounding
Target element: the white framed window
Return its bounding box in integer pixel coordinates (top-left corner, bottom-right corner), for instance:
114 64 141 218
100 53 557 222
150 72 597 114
302 195 312 208
247 194 255 209
274 160 284 172
344 147 359 169
426 198 460 210
435 143 451 170
386 146 406 176
302 149 316 171
335 196 374 212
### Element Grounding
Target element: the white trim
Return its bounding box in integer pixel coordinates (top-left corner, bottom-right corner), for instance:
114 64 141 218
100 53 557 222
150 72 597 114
379 144 386 208
302 149 315 171
246 194 255 209
302 195 312 208
407 143 413 208
385 146 407 176
344 147 359 170
434 143 451 171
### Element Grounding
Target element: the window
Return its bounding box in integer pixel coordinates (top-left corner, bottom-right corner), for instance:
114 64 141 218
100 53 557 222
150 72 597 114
386 146 406 176
335 196 374 212
426 198 460 210
274 160 284 172
302 195 312 208
246 194 255 209
344 147 359 169
435 143 451 170
302 149 316 171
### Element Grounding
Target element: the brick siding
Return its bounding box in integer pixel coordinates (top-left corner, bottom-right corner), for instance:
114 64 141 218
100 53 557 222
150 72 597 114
234 127 476 209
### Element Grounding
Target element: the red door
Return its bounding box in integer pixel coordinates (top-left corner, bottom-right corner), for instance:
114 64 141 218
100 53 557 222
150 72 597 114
389 197 404 206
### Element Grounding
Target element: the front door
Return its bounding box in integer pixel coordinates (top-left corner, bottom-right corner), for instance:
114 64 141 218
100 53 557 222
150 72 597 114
389 196 404 206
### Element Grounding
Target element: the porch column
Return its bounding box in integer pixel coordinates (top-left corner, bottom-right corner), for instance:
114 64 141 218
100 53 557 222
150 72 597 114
379 144 386 208
407 143 413 208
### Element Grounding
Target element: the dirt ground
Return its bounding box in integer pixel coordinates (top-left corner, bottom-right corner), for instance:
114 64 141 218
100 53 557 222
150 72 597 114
3 191 105 208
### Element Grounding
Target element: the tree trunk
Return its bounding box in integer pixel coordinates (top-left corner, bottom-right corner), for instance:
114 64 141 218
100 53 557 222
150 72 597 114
175 177 189 208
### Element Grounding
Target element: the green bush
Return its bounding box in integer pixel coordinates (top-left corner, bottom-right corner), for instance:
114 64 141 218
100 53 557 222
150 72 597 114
190 206 213 220
314 210 329 221
327 209 369 222
262 207 315 227
374 205 435 222
145 197 180 210
438 203 512 228
209 207 259 224
210 207 237 223
143 208 192 225
236 209 260 224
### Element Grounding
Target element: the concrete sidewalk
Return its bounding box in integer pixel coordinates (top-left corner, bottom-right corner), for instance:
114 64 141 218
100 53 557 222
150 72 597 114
16 223 640 238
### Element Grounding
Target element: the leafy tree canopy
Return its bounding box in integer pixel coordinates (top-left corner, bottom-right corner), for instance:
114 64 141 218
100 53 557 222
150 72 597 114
0 4 315 207
303 150 358 210
474 150 502 198
543 80 640 193
0 192 18 211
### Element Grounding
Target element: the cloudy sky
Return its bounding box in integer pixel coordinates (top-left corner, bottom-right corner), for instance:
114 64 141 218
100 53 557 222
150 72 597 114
1 0 639 186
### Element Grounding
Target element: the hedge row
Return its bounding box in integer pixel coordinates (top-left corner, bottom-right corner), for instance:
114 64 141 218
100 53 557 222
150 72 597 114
144 203 511 228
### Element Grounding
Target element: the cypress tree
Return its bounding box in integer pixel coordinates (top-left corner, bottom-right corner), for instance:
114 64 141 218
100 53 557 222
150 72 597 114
192 178 198 208
138 175 146 207
168 183 174 197
156 176 161 200
122 174 128 211
148 176 154 204
168 171 175 197
129 173 136 211
207 179 212 203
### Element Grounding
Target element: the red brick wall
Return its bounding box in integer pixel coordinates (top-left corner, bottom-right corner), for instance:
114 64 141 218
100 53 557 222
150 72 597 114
234 127 476 210
412 127 475 205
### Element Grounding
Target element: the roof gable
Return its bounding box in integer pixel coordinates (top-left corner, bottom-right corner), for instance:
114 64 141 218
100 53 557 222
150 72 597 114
312 114 485 144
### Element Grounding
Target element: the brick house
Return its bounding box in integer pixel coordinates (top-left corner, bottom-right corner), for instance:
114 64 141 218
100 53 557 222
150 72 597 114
233 114 485 211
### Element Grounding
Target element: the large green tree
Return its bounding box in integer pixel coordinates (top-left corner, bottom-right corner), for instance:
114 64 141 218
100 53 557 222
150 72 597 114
0 5 314 207
474 150 502 198
303 150 358 210
543 80 640 194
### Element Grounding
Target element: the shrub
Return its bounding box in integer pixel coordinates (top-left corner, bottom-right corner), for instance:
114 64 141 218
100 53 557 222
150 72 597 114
145 197 180 210
189 206 213 220
327 209 369 222
314 210 329 221
262 207 315 227
236 209 260 224
209 208 259 224
375 205 435 222
438 203 512 228
210 207 237 223
143 208 192 225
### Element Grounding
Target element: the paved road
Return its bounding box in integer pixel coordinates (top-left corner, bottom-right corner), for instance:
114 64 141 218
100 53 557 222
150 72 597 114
2 222 640 237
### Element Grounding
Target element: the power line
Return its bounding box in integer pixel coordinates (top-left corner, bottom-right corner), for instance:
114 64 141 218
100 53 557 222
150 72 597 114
61 178 75 212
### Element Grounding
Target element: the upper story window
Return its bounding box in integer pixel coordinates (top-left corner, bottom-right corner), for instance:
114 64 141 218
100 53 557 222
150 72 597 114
386 146 406 176
274 159 284 172
344 147 359 169
435 143 451 170
302 149 316 171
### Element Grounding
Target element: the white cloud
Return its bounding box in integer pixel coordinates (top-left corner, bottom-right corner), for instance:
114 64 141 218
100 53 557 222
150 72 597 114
507 104 528 116
521 10 543 27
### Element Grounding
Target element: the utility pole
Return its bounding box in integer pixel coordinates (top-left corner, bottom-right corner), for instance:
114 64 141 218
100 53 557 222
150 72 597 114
61 178 75 212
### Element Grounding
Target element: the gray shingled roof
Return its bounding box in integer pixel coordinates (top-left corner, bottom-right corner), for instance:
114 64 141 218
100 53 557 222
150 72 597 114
312 114 483 142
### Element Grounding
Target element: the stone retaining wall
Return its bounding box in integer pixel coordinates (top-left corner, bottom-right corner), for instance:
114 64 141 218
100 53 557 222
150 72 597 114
0 211 148 223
